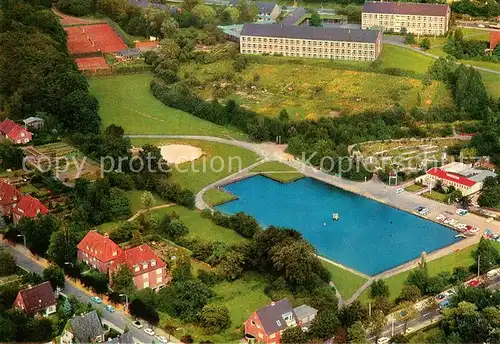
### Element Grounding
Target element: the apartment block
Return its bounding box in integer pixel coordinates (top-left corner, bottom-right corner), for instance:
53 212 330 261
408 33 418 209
240 24 382 61
362 2 450 35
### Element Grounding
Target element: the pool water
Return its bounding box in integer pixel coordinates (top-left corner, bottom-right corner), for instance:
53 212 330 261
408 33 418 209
216 176 459 276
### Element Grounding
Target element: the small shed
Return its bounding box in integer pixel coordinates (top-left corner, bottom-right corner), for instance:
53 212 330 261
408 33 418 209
115 48 142 60
293 304 318 326
23 117 44 130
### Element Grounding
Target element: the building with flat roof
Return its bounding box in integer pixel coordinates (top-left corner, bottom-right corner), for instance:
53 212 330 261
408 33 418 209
362 2 450 35
240 23 382 61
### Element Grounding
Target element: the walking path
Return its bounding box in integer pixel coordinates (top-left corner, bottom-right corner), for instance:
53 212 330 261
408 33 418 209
127 203 173 222
52 7 105 26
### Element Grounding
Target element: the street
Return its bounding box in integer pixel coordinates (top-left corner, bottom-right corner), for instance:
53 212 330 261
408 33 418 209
0 240 169 344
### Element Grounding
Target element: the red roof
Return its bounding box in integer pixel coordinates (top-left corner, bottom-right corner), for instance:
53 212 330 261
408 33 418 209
491 31 500 50
13 195 48 218
363 2 449 16
0 179 22 206
77 231 123 263
427 168 476 187
0 119 31 141
111 244 166 276
16 281 56 314
134 41 159 49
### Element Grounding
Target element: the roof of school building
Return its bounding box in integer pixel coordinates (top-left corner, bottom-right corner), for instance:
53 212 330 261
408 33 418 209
363 2 449 17
241 23 380 43
281 7 307 26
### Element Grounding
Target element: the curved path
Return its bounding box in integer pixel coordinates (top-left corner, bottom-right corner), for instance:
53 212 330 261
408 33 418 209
127 134 500 303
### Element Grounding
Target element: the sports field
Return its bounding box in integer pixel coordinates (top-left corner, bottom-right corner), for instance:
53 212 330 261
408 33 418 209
183 57 452 118
89 73 247 139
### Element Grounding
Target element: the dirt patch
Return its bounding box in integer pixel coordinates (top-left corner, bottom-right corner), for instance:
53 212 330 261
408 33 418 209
159 144 203 164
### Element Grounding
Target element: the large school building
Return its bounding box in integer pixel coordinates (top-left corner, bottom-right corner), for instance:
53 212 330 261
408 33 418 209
239 24 383 61
362 2 450 35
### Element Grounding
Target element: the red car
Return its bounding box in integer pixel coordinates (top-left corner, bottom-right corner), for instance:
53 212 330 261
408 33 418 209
466 279 481 288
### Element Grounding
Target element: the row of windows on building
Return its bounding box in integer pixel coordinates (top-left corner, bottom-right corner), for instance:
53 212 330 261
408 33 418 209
364 21 444 28
241 44 375 54
241 36 374 49
363 14 446 21
241 51 376 60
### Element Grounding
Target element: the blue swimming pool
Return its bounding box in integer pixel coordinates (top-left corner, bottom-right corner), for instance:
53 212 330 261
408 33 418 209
216 176 459 275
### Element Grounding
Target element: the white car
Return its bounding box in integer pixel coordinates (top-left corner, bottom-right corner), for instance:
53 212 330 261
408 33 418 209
396 188 404 194
478 24 485 28
377 337 390 344
144 328 156 336
155 335 169 343
131 320 143 329
405 327 415 334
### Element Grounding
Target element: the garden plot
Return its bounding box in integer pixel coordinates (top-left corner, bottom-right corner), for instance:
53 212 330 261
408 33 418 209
353 137 469 171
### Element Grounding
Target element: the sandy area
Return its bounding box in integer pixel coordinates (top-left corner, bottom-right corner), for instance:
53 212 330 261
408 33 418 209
159 144 203 164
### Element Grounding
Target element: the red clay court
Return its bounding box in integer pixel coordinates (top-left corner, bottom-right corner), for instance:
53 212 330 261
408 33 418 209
75 57 109 71
66 24 127 54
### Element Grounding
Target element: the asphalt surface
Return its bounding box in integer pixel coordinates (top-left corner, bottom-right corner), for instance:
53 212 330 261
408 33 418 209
0 241 162 344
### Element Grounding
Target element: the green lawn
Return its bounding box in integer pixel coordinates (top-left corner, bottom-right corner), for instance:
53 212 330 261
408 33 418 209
358 244 480 303
250 161 304 183
125 190 167 214
379 44 435 74
423 190 447 202
481 71 500 98
130 138 260 193
405 184 425 192
203 188 237 206
321 260 368 300
94 221 124 233
151 205 247 245
89 73 247 139
160 272 270 342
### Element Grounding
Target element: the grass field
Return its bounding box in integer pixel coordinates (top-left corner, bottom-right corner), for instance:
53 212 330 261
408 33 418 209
151 205 247 245
358 243 482 303
481 71 500 98
379 44 435 74
131 138 260 193
203 188 237 206
250 161 303 183
405 184 425 192
321 260 368 300
423 190 447 202
89 73 247 139
183 58 452 118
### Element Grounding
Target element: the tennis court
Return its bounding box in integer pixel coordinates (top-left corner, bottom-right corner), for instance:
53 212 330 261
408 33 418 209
75 57 109 71
65 24 127 54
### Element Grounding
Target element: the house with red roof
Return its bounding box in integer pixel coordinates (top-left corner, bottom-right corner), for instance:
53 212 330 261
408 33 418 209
0 119 32 144
109 244 168 290
77 231 124 274
134 40 159 51
14 281 57 316
415 162 496 196
0 179 22 216
12 195 49 224
490 31 500 51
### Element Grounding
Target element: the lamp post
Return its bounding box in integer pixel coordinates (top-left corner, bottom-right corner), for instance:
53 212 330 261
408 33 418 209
64 262 74 267
17 234 26 247
477 254 481 277
120 293 129 310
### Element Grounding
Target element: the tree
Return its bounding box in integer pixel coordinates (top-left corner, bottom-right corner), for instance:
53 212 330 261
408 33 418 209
18 214 59 256
404 33 416 45
47 225 81 266
199 303 230 334
192 4 216 23
229 212 260 238
141 191 156 211
398 285 421 303
111 265 135 295
309 11 322 27
473 237 500 274
279 109 289 121
217 250 245 280
396 301 418 333
182 0 202 11
308 310 339 340
159 39 182 60
348 321 367 344
370 310 387 341
43 265 65 290
160 219 189 241
0 249 17 277
0 143 24 170
130 230 143 247
129 298 160 326
223 7 239 23
282 326 308 344
232 55 249 72
390 334 409 343
451 266 469 283
339 301 367 328
371 279 390 299
161 17 179 38
420 38 431 50
0 316 15 342
236 0 257 22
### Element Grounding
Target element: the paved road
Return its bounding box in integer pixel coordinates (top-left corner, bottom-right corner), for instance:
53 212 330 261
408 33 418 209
0 240 169 344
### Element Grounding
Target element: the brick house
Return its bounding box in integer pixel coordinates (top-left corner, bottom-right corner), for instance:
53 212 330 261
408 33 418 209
14 281 57 316
12 195 49 224
0 119 32 144
77 231 123 274
0 179 22 217
109 244 168 291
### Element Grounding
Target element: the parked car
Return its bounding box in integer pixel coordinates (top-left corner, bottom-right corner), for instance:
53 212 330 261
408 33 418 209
104 305 115 313
436 293 446 301
377 337 390 344
132 320 143 329
144 328 156 336
478 24 485 28
396 188 404 194
405 327 415 334
90 296 102 304
466 279 481 288
155 335 169 343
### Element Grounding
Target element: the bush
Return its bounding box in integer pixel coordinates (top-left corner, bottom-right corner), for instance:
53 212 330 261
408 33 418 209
56 0 93 17
199 303 230 334
197 270 221 286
